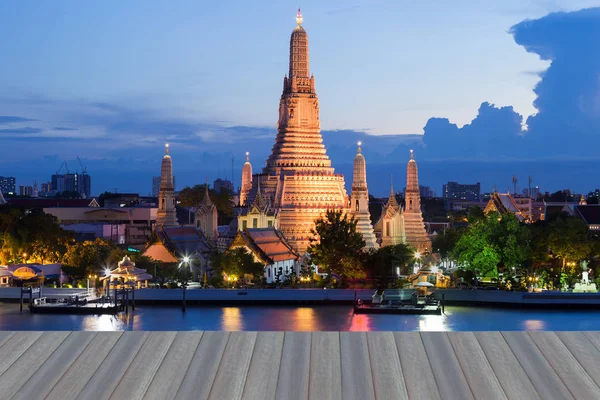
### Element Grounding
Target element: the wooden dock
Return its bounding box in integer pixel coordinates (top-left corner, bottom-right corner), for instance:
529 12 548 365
0 331 599 399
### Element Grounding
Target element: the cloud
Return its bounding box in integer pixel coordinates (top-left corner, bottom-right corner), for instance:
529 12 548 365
0 116 38 124
0 127 42 135
53 127 77 131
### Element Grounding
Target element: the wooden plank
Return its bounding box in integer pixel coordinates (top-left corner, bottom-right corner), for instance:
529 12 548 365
557 332 600 388
308 332 342 400
12 332 96 400
340 332 375 400
0 331 70 400
46 332 123 400
143 332 203 400
0 331 16 350
366 332 408 400
208 331 256 400
583 331 600 352
528 332 600 399
0 331 42 376
394 332 441 400
275 332 311 400
502 331 573 400
421 332 474 400
447 332 507 400
76 331 150 400
175 331 230 400
474 332 540 400
242 332 284 400
110 331 177 400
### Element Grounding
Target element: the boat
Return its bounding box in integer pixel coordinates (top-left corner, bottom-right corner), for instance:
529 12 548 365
354 288 442 315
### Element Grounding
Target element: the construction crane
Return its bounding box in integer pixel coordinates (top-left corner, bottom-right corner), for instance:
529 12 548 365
77 156 87 174
56 161 70 175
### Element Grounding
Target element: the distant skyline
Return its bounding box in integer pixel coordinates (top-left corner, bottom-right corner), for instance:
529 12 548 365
2 2 600 195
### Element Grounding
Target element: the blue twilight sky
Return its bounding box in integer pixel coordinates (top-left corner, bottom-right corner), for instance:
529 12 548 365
1 1 600 196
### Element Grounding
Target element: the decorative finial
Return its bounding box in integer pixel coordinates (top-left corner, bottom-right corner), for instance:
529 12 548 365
245 151 250 162
165 143 169 155
390 174 394 195
357 141 362 153
410 149 414 159
296 8 303 26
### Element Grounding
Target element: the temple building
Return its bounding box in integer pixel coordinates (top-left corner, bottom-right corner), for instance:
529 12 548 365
240 152 252 206
403 150 431 253
350 142 378 250
195 184 218 240
238 181 278 231
374 184 406 247
484 192 528 222
238 10 349 254
156 144 178 228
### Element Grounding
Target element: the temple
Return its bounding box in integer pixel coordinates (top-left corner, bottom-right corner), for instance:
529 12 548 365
195 184 218 240
374 182 406 247
156 144 178 228
239 10 349 254
350 142 378 250
240 152 252 206
403 150 431 252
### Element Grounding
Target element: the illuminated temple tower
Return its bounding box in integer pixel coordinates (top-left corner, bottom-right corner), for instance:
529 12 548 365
351 142 378 250
240 152 252 206
242 10 349 253
156 144 178 228
403 150 431 252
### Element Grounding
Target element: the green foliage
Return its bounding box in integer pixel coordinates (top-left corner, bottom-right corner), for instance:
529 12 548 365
0 208 74 264
215 247 264 279
546 216 591 265
307 210 365 278
177 184 234 218
467 206 486 224
432 227 463 259
62 238 116 277
363 243 413 288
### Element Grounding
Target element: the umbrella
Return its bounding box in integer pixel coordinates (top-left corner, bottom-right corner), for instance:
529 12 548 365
414 281 435 287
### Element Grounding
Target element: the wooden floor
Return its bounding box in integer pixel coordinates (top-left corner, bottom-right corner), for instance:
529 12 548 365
0 331 599 399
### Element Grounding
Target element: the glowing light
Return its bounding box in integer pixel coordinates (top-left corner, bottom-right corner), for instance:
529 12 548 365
296 8 303 25
415 252 421 259
183 256 190 263
104 268 111 277
357 141 362 147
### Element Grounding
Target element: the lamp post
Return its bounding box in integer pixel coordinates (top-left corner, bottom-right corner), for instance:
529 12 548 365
180 256 191 312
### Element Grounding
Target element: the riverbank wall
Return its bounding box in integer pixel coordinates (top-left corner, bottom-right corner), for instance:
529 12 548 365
2 288 600 307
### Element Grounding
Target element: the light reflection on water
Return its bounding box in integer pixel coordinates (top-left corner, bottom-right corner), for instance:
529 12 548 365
0 304 599 331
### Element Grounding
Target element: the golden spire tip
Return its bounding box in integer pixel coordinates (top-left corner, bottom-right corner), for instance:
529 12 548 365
296 8 303 25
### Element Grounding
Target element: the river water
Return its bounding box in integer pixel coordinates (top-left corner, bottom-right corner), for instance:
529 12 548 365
1 304 599 331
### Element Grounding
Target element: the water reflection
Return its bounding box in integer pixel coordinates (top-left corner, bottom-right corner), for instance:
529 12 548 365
523 319 545 331
348 314 373 331
81 315 125 331
222 307 243 331
294 307 317 331
418 315 449 332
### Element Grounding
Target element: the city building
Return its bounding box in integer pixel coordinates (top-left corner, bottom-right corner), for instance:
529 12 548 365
51 172 91 198
195 185 218 240
443 181 481 207
156 144 178 228
40 182 52 194
0 176 16 195
238 10 349 254
19 185 33 197
574 205 600 231
419 185 436 199
213 178 233 194
229 228 300 284
350 142 378 250
44 205 156 244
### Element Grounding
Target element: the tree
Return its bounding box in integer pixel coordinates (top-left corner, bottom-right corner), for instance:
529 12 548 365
432 227 463 259
307 210 365 278
363 243 413 288
218 247 264 280
546 216 591 268
452 213 501 277
62 238 116 277
467 206 486 224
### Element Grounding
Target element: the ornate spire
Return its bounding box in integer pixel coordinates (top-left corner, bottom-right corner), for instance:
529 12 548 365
165 143 169 155
156 143 178 227
387 176 399 209
410 149 414 160
296 8 303 26
245 151 250 162
357 141 362 154
289 9 309 79
201 181 212 207
251 178 269 211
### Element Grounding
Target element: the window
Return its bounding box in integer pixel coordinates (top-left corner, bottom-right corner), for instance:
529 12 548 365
253 218 258 228
385 222 390 236
242 220 247 230
355 200 359 212
268 220 273 227
267 268 270 277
